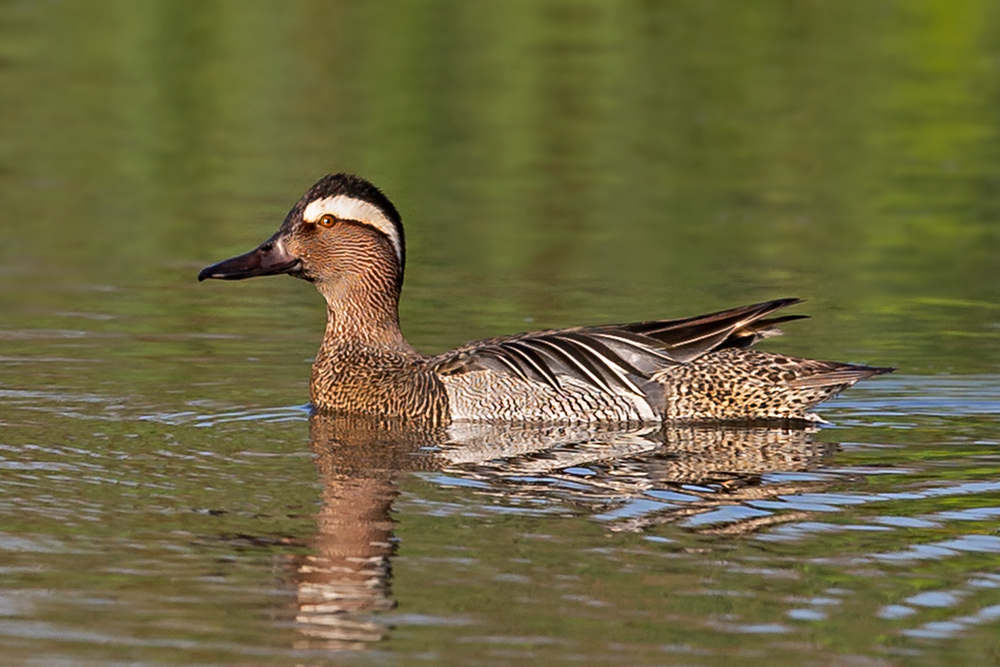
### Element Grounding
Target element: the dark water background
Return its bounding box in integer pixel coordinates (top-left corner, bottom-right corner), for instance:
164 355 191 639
1 1 999 665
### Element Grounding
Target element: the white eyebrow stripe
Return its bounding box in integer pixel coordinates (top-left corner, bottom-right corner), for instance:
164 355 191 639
302 195 402 265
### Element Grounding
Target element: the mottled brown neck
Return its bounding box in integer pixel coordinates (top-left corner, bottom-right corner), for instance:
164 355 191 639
318 273 415 357
310 264 447 421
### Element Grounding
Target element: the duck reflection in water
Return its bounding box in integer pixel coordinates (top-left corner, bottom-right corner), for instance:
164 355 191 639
292 413 441 650
293 413 836 649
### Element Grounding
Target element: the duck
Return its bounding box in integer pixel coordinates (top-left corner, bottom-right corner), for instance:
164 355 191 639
198 173 892 425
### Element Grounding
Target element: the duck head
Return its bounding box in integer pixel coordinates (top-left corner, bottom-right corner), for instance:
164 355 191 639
198 173 406 299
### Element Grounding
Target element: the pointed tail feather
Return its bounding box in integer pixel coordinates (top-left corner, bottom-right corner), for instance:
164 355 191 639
789 363 894 389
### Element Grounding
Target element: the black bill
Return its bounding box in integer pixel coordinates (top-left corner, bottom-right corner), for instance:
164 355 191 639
197 236 301 281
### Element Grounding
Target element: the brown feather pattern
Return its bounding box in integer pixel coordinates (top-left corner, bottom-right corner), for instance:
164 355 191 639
199 173 893 424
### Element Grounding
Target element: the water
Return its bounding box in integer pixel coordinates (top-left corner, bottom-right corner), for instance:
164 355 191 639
1 1 999 665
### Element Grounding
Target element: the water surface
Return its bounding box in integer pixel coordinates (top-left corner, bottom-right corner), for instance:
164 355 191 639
1 1 999 665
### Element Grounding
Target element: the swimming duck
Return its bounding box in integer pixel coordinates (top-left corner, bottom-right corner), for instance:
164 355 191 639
198 173 892 424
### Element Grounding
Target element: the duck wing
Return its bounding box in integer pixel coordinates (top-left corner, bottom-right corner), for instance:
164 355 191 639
431 298 805 396
616 297 807 362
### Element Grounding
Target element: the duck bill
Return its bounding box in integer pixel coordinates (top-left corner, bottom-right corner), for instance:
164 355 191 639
197 236 301 281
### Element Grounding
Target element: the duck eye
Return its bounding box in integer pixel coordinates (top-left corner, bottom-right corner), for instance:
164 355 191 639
318 214 336 228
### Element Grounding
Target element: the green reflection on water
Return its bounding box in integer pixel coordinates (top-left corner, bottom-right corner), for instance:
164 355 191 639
2 1 1000 665
1 0 998 384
